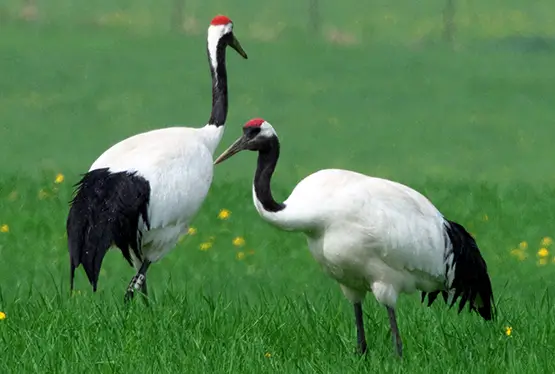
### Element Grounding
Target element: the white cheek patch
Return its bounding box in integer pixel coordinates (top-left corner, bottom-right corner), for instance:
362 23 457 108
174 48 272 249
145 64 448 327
221 23 233 35
207 23 233 71
259 122 277 139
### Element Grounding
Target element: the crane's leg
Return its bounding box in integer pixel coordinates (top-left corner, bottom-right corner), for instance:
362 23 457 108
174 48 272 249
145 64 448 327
354 302 367 355
386 306 403 358
124 260 151 304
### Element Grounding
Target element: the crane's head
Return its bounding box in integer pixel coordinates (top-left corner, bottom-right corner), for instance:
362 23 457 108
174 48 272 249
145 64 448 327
214 118 278 164
207 15 248 60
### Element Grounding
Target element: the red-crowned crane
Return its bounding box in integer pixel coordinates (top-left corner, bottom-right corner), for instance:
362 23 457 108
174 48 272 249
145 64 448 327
213 118 495 357
66 15 248 303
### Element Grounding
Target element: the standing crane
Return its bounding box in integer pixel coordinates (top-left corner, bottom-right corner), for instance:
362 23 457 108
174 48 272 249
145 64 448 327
214 118 495 357
67 15 248 303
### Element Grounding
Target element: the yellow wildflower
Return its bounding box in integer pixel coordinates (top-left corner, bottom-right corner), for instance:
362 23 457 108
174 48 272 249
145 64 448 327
236 251 245 260
218 209 231 220
199 242 212 251
232 236 245 247
538 248 549 258
505 326 512 336
0 311 6 320
0 224 9 233
54 173 64 184
188 227 197 235
519 241 528 250
541 237 553 247
538 258 548 266
264 352 272 358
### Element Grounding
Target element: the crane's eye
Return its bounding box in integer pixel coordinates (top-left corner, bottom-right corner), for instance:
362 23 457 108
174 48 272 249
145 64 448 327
243 127 261 139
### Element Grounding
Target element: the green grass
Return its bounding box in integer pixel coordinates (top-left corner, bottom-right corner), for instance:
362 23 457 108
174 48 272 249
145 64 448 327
1 8 555 373
1 177 555 373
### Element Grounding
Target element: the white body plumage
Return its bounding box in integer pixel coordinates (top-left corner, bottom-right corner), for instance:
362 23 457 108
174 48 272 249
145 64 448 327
254 168 452 308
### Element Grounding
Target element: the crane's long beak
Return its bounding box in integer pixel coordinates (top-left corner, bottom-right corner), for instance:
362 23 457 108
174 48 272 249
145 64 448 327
229 33 248 59
214 136 248 165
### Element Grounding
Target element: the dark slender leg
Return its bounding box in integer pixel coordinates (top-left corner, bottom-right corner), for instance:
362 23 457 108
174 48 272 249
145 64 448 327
354 302 367 355
124 260 151 304
386 306 403 358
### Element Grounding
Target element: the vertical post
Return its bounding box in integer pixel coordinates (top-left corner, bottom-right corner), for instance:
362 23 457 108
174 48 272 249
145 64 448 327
20 0 38 22
171 0 185 32
443 0 456 45
308 0 320 33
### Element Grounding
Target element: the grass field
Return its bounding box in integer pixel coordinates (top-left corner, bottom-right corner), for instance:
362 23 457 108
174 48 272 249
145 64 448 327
2 3 555 372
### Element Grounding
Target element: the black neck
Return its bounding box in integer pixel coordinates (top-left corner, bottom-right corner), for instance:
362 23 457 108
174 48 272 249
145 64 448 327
207 39 228 127
254 137 286 213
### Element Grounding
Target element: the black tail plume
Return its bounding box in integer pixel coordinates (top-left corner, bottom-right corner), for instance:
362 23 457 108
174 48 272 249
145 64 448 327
67 168 151 292
421 290 449 307
422 220 495 320
442 219 495 320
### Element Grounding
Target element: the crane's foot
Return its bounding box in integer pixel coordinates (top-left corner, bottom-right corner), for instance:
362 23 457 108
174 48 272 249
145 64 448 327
353 302 368 356
386 306 403 358
124 273 146 304
124 260 151 305
124 290 134 304
357 341 368 356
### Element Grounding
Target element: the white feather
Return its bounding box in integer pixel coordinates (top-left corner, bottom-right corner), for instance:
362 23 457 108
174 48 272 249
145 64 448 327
207 23 233 73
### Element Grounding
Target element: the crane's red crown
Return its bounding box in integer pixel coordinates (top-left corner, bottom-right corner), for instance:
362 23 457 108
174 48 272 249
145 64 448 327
244 118 265 128
210 15 232 26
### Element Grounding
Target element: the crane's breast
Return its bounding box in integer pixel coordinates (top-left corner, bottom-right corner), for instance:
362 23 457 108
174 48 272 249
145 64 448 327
145 144 214 229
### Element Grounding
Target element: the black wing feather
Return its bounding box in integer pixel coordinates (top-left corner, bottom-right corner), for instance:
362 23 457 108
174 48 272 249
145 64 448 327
67 168 151 292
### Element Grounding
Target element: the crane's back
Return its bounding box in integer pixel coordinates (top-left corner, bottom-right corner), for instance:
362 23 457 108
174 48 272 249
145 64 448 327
284 169 442 225
282 169 449 285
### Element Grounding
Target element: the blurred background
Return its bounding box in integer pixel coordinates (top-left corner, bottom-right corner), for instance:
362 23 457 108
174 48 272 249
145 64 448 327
1 0 554 184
